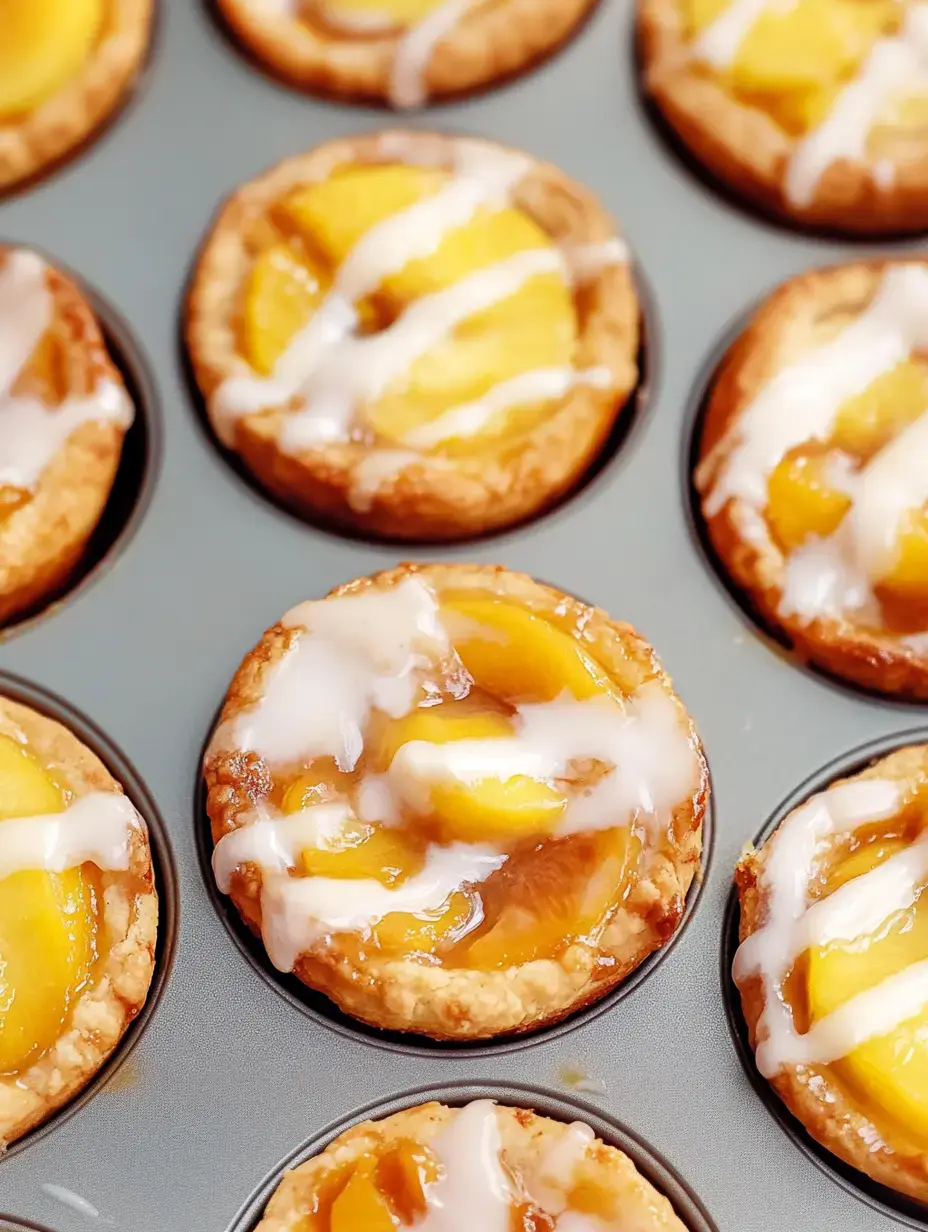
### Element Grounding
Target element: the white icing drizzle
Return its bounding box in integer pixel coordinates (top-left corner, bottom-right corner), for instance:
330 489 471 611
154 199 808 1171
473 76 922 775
390 682 700 840
0 250 133 491
211 802 351 888
728 777 928 1077
561 238 629 283
420 1101 513 1232
403 367 613 450
348 448 422 512
787 5 928 208
211 577 451 771
529 1121 595 1215
389 0 477 109
0 792 141 881
693 0 776 70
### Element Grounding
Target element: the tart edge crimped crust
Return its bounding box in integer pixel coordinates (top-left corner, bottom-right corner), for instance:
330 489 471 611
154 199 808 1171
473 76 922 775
204 562 708 1041
736 745 928 1203
0 246 130 629
186 129 639 541
0 697 158 1148
638 0 928 235
696 259 928 700
255 1102 688 1230
215 0 597 105
0 0 154 194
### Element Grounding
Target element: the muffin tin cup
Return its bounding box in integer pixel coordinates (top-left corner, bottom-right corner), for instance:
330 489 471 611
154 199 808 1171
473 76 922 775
1 0 925 1229
226 1079 720 1232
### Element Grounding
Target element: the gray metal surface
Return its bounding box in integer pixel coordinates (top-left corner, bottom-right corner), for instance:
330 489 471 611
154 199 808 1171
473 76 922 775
0 1 921 1228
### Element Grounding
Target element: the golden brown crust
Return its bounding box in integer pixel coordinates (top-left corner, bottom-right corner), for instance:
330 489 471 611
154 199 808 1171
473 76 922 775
638 0 928 235
736 744 928 1203
0 246 131 629
0 0 154 195
204 562 708 1040
187 130 639 541
256 1101 688 1230
215 0 596 106
0 697 159 1148
695 257 928 700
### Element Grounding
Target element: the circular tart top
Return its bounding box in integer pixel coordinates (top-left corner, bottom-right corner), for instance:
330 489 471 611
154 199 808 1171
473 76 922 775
736 744 928 1201
204 563 707 1039
641 0 928 230
0 697 158 1147
696 259 928 697
187 131 637 541
256 1099 688 1230
0 246 134 625
0 0 153 193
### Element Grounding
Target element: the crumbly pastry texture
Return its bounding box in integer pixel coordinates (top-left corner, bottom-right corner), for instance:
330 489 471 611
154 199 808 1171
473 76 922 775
204 562 708 1040
255 1101 688 1230
186 130 639 541
0 247 131 628
0 0 154 194
639 0 928 234
736 745 928 1202
215 0 597 106
696 259 928 699
0 698 158 1148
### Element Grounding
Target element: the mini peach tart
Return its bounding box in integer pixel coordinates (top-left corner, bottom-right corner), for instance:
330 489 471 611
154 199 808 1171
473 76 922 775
640 0 928 233
0 0 154 194
733 744 928 1203
214 0 597 110
0 246 134 628
254 1099 689 1231
186 131 637 542
695 259 928 699
204 563 708 1040
0 697 158 1147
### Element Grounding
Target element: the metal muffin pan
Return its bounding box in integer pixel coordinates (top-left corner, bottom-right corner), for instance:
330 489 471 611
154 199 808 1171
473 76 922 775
0 0 924 1228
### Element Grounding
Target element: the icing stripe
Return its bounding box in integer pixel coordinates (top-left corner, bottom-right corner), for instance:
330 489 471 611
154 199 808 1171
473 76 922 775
0 792 141 881
390 0 478 109
693 0 774 69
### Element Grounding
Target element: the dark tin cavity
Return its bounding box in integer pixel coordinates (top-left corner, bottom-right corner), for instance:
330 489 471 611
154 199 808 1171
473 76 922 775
225 1079 719 1232
681 285 924 710
0 671 178 1160
0 246 162 640
0 1220 57 1232
179 255 658 547
721 726 928 1229
195 714 713 1058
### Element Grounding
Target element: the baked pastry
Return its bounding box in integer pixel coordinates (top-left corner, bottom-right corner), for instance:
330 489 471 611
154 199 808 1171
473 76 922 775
640 0 928 234
186 130 638 541
204 562 708 1040
695 258 928 699
254 1099 689 1229
214 0 597 109
0 0 154 194
0 696 158 1147
735 743 928 1203
0 246 135 628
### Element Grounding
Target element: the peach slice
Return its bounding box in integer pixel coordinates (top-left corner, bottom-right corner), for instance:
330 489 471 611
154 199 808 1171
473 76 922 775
301 820 425 886
376 1141 440 1224
0 0 103 119
372 889 474 953
330 1158 398 1232
878 506 928 600
831 361 928 461
242 242 328 377
765 449 852 553
0 735 96 1075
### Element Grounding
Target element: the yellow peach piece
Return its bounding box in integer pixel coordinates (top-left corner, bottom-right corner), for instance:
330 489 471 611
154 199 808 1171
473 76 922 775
242 243 327 377
0 735 96 1075
372 889 473 953
878 507 928 599
685 0 729 36
312 0 440 29
807 835 928 1142
376 1141 440 1224
832 361 928 460
0 0 103 119
301 821 425 886
430 774 567 844
765 450 852 553
378 706 515 773
443 596 616 703
330 1159 398 1232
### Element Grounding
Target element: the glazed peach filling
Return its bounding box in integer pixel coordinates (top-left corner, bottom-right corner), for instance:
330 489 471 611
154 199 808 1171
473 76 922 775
685 0 918 139
0 0 105 119
773 799 928 1148
0 734 99 1076
293 1136 618 1230
240 163 577 452
269 592 647 971
300 0 449 35
762 358 928 628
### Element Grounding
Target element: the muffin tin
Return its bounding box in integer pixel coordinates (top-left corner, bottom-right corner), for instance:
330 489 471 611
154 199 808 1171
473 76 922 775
1 1 926 1229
